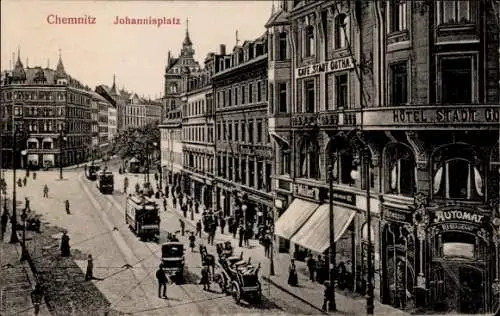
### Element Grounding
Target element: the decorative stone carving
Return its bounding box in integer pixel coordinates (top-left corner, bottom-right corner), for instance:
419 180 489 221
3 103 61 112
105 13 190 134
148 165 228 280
414 191 428 209
353 131 381 167
406 131 428 171
412 207 429 241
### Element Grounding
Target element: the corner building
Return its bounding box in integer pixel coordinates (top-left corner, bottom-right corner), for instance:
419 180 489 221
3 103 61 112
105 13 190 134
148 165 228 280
160 22 200 190
213 37 274 228
269 0 500 314
1 51 92 169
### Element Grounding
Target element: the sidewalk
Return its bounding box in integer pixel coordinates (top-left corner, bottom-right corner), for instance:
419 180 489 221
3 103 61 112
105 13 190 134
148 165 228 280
160 194 409 316
1 213 51 316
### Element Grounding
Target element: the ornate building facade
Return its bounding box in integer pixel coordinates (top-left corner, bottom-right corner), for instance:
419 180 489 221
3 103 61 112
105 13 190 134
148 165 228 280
181 52 216 209
212 35 273 229
160 21 200 189
269 0 500 314
1 51 92 168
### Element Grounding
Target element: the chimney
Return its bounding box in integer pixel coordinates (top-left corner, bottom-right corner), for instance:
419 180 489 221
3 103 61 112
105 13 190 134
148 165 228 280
219 44 226 55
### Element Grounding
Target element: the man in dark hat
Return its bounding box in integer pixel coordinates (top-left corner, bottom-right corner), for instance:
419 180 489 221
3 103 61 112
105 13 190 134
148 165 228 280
156 264 168 298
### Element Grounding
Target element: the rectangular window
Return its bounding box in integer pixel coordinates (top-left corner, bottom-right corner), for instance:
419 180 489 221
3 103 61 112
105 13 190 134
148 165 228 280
228 89 232 106
228 158 233 181
281 150 290 175
228 121 233 141
269 83 274 113
241 121 246 143
257 161 264 190
336 74 348 108
265 163 272 191
439 1 472 25
391 63 408 106
241 159 247 185
235 158 240 182
249 159 255 187
441 58 472 104
257 81 262 102
279 32 287 60
235 87 238 105
304 26 315 57
304 80 315 113
241 85 246 104
248 121 254 143
249 84 253 103
222 121 227 141
234 122 239 142
257 120 263 143
389 0 407 33
278 83 287 113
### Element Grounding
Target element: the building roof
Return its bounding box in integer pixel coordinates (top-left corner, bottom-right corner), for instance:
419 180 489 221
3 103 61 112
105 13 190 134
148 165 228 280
265 8 290 27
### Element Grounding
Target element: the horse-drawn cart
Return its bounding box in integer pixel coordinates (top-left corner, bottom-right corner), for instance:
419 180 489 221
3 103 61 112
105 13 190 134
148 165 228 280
214 242 262 304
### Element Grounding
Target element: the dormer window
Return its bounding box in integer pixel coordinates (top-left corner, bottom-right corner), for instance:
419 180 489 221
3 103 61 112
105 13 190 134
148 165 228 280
170 83 177 93
304 25 315 57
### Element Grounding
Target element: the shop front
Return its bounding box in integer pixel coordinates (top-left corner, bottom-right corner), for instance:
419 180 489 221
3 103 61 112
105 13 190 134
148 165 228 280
414 206 498 314
381 204 416 310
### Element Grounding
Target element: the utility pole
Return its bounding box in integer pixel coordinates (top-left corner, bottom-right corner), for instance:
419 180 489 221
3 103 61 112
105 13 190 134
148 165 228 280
328 165 337 312
59 129 66 180
10 128 19 243
365 150 374 315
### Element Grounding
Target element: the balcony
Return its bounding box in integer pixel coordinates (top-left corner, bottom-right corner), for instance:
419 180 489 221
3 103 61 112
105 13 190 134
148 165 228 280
291 112 318 129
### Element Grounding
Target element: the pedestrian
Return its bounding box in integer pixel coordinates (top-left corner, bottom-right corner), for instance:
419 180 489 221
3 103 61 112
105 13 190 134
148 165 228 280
25 197 30 212
244 226 250 247
238 224 244 247
164 185 169 198
154 172 159 182
17 178 23 187
1 208 9 241
196 220 202 238
219 215 226 235
124 177 129 194
85 254 94 281
156 264 168 298
307 253 316 282
33 172 37 180
288 259 298 286
316 256 325 284
208 223 216 246
263 232 271 258
189 232 196 252
65 200 71 214
135 183 140 193
172 196 177 209
163 198 167 212
179 219 185 236
194 200 199 214
322 281 334 311
43 184 49 198
31 283 43 315
60 231 70 257
201 264 211 291
23 177 27 187
182 203 188 218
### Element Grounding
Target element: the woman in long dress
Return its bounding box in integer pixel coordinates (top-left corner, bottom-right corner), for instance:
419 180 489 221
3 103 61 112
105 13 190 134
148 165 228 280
288 259 298 286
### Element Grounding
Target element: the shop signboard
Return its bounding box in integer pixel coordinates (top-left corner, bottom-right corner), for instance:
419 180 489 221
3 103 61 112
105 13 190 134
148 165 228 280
429 208 486 233
330 189 356 206
383 207 413 224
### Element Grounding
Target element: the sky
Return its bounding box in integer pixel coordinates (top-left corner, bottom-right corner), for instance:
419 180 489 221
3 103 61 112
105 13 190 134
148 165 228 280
1 0 273 99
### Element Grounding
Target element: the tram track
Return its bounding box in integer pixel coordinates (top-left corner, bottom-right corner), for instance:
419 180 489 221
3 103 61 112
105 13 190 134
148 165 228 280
77 174 155 313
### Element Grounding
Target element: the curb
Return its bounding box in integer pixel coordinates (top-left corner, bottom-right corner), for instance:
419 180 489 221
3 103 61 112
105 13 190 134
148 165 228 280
16 231 52 316
262 275 328 315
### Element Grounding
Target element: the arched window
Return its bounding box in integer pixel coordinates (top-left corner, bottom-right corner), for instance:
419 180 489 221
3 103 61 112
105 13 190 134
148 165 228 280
279 32 287 60
386 144 416 196
335 14 349 49
432 145 483 200
299 139 320 179
304 25 315 57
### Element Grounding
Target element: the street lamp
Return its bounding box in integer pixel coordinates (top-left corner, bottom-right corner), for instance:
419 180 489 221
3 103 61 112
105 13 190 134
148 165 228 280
10 125 23 244
20 208 29 261
327 165 337 312
349 145 374 315
58 127 67 180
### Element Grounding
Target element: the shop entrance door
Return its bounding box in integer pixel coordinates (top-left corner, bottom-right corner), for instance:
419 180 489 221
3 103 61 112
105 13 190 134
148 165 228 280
458 266 485 314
